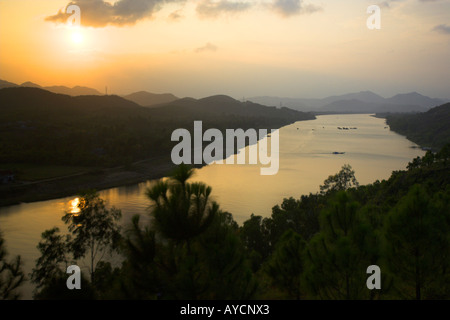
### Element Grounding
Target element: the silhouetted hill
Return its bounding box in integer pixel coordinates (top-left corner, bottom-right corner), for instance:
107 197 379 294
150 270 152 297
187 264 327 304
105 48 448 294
123 91 178 107
45 85 102 96
152 94 315 123
382 102 450 150
0 87 143 121
21 81 41 88
0 80 19 89
0 87 313 168
0 79 102 96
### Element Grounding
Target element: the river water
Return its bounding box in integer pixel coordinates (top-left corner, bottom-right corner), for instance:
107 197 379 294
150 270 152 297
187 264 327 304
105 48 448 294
0 114 425 299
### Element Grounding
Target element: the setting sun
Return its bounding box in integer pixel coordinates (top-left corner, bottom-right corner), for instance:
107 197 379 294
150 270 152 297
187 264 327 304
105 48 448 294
71 30 83 44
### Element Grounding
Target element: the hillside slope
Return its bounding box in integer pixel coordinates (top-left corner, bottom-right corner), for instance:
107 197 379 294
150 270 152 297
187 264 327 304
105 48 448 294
123 91 178 107
383 103 450 150
0 87 314 167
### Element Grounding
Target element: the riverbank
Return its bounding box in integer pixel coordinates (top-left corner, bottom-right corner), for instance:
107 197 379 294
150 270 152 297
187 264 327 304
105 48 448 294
372 113 442 152
0 156 178 207
0 113 317 208
0 128 278 207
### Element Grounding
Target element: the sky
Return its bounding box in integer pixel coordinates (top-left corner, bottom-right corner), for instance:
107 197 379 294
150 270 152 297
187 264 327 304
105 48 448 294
0 0 449 99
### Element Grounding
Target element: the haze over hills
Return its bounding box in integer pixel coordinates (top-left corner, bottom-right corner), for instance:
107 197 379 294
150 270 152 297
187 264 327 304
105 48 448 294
249 91 449 114
0 80 20 89
1 79 177 107
2 79 447 114
123 91 179 107
0 87 144 121
150 94 313 122
0 79 103 96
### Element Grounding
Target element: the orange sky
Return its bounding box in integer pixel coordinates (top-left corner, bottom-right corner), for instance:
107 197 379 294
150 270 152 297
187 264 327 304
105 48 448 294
1 0 449 99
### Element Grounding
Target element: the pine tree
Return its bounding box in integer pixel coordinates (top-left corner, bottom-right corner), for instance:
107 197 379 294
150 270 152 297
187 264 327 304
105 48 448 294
384 184 450 299
305 191 379 299
0 231 25 300
265 230 306 299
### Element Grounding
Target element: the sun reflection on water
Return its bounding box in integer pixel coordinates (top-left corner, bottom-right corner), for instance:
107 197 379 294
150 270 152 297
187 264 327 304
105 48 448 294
69 197 80 214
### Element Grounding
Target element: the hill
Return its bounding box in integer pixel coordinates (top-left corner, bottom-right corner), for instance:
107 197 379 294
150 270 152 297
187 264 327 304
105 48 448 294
382 102 450 150
45 85 102 96
321 91 386 105
123 91 178 107
386 92 446 108
0 87 314 206
0 80 19 89
151 94 313 124
0 79 102 96
0 87 313 168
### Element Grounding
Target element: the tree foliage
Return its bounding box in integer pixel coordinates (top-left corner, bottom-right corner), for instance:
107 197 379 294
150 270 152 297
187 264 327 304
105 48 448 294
0 231 25 300
320 164 359 195
30 227 70 290
384 184 450 299
146 164 217 243
304 191 379 299
62 190 122 282
265 230 306 299
26 144 450 300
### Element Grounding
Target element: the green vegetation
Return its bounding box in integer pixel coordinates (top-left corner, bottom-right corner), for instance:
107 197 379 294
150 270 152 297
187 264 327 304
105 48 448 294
62 191 122 283
381 102 450 150
24 145 450 300
0 231 25 299
0 163 90 181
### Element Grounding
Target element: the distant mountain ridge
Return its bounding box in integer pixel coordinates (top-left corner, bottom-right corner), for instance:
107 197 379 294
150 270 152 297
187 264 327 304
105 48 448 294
0 79 103 96
0 79 182 106
0 87 313 122
249 91 449 114
2 79 447 114
123 91 178 107
150 94 314 122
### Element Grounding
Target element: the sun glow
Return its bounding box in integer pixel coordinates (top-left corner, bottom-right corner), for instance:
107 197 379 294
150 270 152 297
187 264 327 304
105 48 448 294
71 30 84 44
69 197 80 214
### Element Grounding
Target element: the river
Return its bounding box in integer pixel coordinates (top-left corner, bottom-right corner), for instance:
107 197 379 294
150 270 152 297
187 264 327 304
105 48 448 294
0 114 425 299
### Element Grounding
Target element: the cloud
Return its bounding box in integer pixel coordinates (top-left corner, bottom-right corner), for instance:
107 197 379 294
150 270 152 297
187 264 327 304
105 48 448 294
433 24 450 34
196 0 253 19
194 42 218 53
45 0 184 27
271 0 321 18
168 9 184 21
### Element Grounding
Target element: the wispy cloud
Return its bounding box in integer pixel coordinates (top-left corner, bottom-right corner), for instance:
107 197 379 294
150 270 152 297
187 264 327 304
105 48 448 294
433 24 450 34
271 0 322 18
168 9 184 21
196 0 252 19
194 42 218 53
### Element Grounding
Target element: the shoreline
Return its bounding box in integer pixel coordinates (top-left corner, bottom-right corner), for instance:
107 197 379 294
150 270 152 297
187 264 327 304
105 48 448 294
0 119 313 208
0 156 179 208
